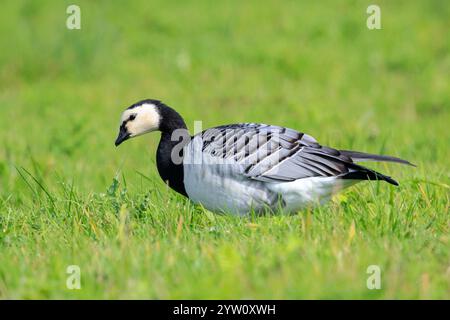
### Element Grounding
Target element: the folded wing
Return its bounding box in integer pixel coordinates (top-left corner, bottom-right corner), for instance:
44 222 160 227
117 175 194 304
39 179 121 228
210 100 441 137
198 123 401 185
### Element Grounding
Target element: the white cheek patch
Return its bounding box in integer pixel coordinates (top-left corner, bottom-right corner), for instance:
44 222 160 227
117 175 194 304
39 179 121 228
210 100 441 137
122 104 161 137
141 106 160 130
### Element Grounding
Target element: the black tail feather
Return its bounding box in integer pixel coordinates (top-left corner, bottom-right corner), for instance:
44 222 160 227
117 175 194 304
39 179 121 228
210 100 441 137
340 150 415 167
341 169 399 186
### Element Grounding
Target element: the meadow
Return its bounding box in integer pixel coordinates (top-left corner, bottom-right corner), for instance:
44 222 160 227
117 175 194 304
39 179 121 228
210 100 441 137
0 0 448 299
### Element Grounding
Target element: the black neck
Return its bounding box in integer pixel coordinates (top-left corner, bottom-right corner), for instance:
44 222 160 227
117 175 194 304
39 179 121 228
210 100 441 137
155 103 189 197
156 102 187 134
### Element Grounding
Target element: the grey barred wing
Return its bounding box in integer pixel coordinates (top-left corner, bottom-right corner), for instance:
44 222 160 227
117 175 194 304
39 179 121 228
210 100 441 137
197 123 352 182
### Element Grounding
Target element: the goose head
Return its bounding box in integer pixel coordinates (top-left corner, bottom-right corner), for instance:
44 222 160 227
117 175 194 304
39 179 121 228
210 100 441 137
115 99 187 146
115 99 161 146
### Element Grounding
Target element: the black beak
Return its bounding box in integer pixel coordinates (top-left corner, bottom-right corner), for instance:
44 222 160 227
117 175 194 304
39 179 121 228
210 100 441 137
115 127 130 147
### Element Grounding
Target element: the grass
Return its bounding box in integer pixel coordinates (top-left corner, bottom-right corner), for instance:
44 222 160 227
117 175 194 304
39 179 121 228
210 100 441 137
0 0 449 299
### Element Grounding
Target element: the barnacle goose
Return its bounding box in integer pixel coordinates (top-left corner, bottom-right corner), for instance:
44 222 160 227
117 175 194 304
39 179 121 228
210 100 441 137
115 99 413 215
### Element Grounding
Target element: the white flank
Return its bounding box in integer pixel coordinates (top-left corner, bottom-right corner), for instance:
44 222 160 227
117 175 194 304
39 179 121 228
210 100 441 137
267 177 359 212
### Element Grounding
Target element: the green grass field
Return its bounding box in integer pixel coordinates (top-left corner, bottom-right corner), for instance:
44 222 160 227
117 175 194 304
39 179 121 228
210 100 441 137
0 0 448 299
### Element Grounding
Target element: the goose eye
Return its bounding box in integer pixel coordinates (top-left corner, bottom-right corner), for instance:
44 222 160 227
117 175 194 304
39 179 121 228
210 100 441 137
129 114 137 121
